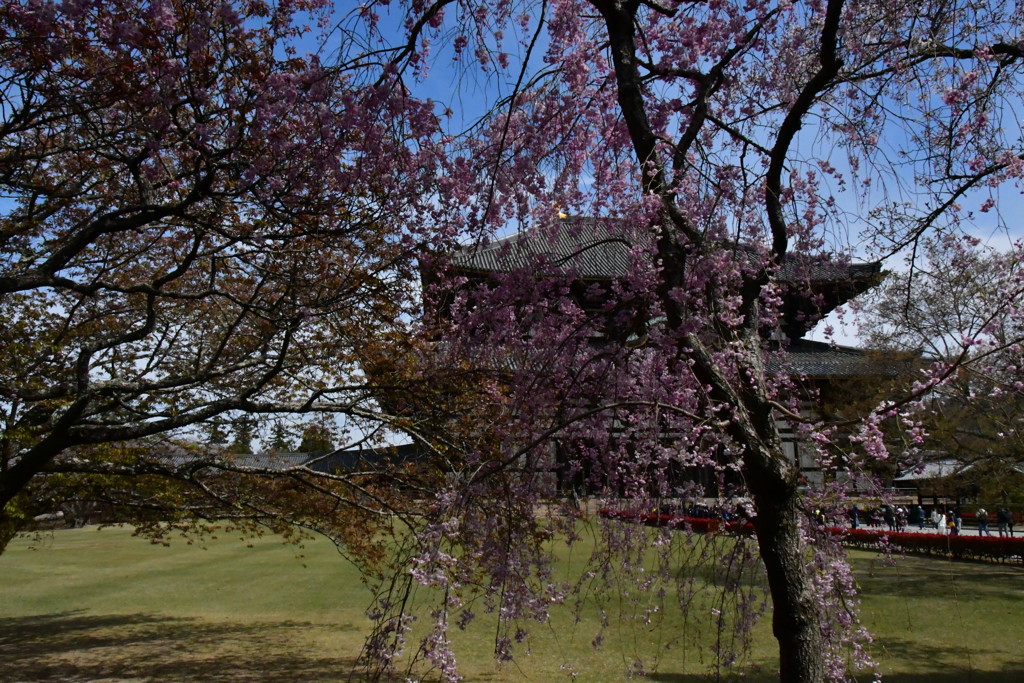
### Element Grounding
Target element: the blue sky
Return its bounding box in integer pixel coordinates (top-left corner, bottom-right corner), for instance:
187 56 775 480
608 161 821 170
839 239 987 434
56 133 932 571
310 2 1024 354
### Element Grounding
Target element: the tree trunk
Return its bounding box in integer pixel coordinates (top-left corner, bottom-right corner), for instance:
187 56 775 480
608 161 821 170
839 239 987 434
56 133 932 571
682 338 830 681
745 443 828 683
679 332 830 681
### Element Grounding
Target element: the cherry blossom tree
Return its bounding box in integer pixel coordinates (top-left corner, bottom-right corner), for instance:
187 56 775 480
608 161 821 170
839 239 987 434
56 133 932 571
859 237 1024 504
6 0 1024 679
359 0 1024 681
0 0 452 550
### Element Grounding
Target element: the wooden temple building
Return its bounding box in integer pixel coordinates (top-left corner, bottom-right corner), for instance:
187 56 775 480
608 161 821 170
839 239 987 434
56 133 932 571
428 216 898 492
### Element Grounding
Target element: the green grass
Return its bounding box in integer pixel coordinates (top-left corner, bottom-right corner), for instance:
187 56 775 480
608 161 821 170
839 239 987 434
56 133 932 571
852 553 1024 683
1 526 1022 681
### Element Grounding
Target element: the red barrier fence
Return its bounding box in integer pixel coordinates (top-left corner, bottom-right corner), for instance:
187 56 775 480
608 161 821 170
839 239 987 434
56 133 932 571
599 509 1024 563
599 509 755 535
835 527 1024 563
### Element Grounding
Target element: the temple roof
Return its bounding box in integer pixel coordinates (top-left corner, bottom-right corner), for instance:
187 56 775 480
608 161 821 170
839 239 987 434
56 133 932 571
771 340 908 379
445 217 883 340
451 216 882 285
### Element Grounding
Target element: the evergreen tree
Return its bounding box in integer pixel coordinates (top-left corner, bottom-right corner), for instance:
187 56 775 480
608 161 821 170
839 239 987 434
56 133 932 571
299 422 334 454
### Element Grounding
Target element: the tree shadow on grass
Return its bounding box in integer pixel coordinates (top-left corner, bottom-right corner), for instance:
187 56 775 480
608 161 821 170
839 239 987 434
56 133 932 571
644 636 1024 683
0 611 402 682
865 673 1024 683
865 635 1024 682
850 554 1024 602
646 672 1024 683
646 670 775 682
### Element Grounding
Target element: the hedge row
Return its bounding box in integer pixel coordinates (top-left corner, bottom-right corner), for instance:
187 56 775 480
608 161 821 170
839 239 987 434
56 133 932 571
599 509 1024 563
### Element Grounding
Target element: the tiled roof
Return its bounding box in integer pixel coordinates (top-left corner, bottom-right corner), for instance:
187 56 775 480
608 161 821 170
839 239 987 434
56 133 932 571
157 450 313 470
305 442 425 473
451 216 881 283
895 458 1024 481
770 340 908 379
894 459 971 481
452 217 632 279
225 452 312 469
157 446 423 473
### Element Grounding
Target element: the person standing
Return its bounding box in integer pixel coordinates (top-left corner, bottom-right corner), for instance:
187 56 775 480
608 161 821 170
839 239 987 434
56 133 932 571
883 505 896 532
997 507 1013 537
916 505 926 530
976 507 990 536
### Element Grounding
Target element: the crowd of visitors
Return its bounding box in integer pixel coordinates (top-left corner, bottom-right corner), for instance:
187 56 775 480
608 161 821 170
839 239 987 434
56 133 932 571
847 503 1016 536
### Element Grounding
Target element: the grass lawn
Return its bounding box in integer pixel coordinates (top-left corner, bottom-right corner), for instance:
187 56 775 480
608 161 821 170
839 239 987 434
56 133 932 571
1 525 1022 681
